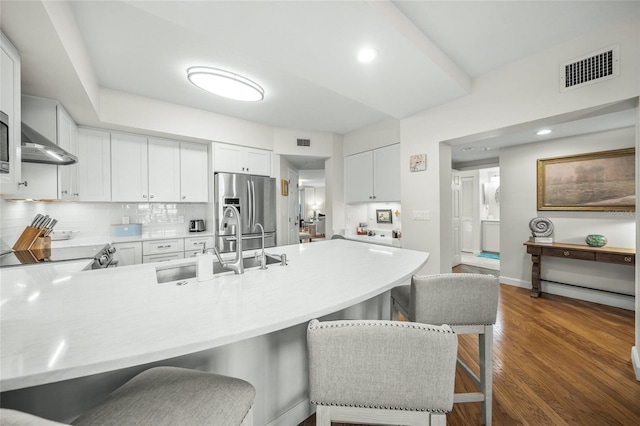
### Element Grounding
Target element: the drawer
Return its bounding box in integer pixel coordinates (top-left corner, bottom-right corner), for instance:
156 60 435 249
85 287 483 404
142 239 185 255
542 247 594 261
184 249 202 259
595 252 635 265
142 252 185 264
184 236 214 251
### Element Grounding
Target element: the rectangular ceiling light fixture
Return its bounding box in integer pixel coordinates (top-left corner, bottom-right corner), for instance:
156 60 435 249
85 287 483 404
560 44 619 92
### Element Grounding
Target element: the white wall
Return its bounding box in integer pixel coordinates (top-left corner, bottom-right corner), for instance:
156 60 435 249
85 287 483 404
273 127 335 158
343 118 400 156
500 127 635 308
325 134 344 237
401 15 639 275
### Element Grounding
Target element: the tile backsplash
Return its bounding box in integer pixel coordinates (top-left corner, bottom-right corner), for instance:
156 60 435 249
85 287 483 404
0 198 207 245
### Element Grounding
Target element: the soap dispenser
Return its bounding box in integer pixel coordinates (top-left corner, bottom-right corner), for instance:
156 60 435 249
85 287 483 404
196 243 214 282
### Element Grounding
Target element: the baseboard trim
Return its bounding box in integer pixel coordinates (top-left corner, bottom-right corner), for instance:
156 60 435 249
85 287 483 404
632 347 640 381
265 398 312 426
499 276 635 311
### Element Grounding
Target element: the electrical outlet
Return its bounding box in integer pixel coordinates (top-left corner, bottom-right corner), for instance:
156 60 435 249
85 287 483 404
178 215 185 224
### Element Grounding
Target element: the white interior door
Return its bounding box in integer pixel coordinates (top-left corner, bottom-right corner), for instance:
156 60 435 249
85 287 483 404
287 169 299 245
452 171 462 267
461 175 474 253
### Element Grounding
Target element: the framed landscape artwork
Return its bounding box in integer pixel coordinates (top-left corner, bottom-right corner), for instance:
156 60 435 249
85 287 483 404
537 148 635 212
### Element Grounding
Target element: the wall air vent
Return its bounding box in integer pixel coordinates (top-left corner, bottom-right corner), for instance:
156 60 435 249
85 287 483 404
297 138 311 147
560 45 619 92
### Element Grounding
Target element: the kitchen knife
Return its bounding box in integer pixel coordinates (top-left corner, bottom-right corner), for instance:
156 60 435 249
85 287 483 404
35 216 47 229
30 214 43 227
43 219 57 236
41 218 52 230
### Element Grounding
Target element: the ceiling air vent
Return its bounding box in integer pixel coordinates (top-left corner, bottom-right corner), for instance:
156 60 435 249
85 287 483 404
560 45 619 92
297 138 311 147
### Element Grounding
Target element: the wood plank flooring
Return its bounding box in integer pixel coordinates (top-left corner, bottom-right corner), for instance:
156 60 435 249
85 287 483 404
300 267 638 426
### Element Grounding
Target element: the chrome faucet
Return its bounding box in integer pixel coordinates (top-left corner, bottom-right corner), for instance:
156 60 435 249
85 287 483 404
213 205 244 275
254 222 267 269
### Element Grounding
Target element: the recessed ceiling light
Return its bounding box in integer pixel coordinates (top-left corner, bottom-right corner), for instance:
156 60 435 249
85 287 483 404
357 47 377 63
481 147 493 151
536 129 552 136
187 66 264 102
460 147 475 151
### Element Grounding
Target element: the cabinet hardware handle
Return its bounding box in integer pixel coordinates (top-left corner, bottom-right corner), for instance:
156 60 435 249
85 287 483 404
624 256 632 262
61 190 68 195
563 251 570 256
182 196 186 199
73 193 79 197
143 194 147 198
18 181 28 187
150 195 154 199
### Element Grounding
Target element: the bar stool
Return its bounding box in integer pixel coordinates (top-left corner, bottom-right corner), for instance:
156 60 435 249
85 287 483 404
391 273 499 426
1 366 255 426
307 319 458 426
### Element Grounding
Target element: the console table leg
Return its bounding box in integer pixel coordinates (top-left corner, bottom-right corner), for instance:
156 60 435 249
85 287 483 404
531 254 541 298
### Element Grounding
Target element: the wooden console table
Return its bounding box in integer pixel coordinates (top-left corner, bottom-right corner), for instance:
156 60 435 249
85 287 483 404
523 241 635 298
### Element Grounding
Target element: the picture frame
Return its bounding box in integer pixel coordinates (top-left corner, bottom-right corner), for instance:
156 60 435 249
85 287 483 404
537 148 635 212
376 209 392 224
281 179 289 196
410 154 426 172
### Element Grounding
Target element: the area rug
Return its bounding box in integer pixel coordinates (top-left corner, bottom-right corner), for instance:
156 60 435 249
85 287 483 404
477 252 500 260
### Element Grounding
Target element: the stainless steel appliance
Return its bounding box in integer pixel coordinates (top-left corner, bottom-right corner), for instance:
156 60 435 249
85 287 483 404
214 173 276 253
189 219 205 232
0 110 9 173
0 243 117 270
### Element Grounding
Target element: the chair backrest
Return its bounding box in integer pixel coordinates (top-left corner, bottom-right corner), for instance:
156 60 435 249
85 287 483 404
307 319 457 412
410 273 499 325
330 234 345 239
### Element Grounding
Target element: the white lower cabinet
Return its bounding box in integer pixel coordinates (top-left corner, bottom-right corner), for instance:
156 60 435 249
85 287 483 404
184 235 214 258
112 242 142 267
142 238 185 264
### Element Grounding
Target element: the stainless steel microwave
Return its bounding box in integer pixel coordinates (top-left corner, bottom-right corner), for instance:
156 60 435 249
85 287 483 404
0 110 9 174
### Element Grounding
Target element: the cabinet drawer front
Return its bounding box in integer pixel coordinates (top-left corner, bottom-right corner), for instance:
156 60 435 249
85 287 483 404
595 252 635 265
184 236 214 251
143 252 184 264
184 249 201 258
142 239 185 255
542 247 594 261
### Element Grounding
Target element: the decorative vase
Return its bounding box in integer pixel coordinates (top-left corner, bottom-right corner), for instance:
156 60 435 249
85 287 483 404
585 234 607 247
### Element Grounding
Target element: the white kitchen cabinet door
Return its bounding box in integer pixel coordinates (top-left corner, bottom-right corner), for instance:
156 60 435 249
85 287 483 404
57 106 79 200
245 147 271 176
373 144 400 202
180 142 208 202
148 138 180 202
112 242 142 266
213 143 271 176
77 128 111 201
111 132 148 202
344 150 373 203
0 32 21 194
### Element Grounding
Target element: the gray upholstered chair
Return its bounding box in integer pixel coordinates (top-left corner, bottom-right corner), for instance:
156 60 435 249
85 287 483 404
307 319 458 426
391 273 499 426
1 367 255 426
330 234 345 240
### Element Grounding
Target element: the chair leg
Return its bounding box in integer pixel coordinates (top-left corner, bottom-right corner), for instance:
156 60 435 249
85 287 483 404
430 412 447 426
479 325 493 426
315 406 331 426
390 298 399 321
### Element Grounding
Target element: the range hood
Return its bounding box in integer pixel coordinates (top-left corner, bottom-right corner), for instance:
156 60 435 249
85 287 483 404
21 122 77 165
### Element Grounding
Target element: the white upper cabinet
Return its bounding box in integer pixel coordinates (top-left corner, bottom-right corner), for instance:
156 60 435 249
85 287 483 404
213 143 271 176
180 142 208 202
148 137 180 202
57 106 79 200
0 32 21 194
111 132 149 202
344 144 400 203
77 128 111 201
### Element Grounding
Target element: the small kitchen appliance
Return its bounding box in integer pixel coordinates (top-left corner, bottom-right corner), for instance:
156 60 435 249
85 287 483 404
189 219 206 232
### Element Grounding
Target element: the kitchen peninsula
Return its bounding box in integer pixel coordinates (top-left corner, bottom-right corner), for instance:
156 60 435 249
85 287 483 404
0 239 428 425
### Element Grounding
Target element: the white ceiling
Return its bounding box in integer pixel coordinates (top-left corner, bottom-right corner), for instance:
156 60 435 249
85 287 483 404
1 1 639 167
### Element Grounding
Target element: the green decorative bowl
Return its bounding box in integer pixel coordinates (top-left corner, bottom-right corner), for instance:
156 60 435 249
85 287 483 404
585 234 607 247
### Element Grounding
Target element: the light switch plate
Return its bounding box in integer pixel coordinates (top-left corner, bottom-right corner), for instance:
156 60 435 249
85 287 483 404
412 210 430 221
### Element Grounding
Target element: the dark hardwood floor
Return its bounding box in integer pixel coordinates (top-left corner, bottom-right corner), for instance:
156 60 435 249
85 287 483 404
300 264 639 426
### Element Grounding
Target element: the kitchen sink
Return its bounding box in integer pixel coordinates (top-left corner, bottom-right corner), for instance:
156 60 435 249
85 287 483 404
156 255 281 284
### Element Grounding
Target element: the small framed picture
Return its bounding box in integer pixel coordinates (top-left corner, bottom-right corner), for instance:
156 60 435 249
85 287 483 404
281 179 289 196
410 154 426 172
376 209 392 224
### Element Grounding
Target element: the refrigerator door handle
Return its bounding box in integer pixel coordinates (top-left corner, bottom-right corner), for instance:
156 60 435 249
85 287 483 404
251 180 256 229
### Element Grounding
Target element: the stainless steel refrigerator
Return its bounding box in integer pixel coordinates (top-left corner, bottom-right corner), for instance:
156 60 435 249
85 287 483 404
214 173 277 253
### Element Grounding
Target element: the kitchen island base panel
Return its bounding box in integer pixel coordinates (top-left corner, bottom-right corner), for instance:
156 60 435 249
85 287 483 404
0 292 391 426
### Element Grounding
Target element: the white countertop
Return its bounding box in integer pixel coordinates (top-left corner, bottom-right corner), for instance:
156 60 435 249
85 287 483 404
0 240 428 392
344 234 402 248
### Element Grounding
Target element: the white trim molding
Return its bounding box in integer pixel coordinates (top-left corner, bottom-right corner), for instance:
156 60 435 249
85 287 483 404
632 347 640 381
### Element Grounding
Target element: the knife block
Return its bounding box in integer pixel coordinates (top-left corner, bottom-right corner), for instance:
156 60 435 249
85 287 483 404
30 236 51 251
12 226 46 251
